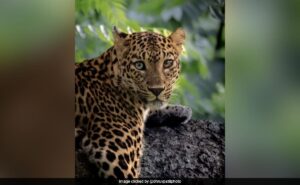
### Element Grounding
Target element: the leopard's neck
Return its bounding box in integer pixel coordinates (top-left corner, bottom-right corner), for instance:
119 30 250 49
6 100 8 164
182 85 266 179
76 47 120 86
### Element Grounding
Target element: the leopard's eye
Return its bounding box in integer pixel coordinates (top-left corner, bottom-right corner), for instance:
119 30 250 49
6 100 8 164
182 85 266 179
134 61 146 70
163 59 174 68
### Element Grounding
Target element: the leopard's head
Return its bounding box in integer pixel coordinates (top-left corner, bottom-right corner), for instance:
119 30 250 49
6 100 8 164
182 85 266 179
113 27 185 109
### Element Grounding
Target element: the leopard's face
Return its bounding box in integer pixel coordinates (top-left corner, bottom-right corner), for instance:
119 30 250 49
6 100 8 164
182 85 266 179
114 29 185 109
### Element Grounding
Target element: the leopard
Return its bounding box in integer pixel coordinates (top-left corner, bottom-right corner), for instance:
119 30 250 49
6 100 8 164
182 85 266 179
75 26 186 179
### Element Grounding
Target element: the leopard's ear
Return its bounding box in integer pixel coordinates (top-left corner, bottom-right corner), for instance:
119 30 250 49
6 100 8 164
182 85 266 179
112 26 130 59
168 28 185 53
113 26 129 48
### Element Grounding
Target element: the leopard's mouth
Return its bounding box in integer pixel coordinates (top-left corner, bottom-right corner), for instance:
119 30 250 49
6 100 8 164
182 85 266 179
146 99 166 109
138 93 167 108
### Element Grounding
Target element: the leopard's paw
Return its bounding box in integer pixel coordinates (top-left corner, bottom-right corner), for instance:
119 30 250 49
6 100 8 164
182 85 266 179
145 105 192 127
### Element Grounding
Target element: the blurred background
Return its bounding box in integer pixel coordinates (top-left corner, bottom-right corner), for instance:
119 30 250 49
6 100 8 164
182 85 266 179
226 0 300 177
75 0 225 121
0 0 74 177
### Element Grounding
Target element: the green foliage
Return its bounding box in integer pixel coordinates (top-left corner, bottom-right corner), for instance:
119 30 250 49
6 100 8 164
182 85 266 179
75 0 225 121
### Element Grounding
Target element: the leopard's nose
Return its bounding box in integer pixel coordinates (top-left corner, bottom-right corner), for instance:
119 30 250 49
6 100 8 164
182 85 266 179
148 87 164 96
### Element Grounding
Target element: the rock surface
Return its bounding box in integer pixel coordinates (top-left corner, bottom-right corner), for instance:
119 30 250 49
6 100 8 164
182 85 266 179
76 118 224 178
141 119 224 178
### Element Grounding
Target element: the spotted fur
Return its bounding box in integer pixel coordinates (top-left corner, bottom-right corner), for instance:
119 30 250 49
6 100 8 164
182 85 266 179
75 27 185 178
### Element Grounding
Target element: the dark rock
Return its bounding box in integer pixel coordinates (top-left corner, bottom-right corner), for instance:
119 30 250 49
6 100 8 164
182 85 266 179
141 119 224 178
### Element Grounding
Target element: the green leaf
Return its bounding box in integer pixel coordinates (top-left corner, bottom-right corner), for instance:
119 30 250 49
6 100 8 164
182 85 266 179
137 0 165 14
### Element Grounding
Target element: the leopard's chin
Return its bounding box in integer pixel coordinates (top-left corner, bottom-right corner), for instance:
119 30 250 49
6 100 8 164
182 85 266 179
146 99 167 110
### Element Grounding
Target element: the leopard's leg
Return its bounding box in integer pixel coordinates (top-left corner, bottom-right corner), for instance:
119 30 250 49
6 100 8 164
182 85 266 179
79 127 137 179
75 127 86 151
78 130 106 178
145 104 192 127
